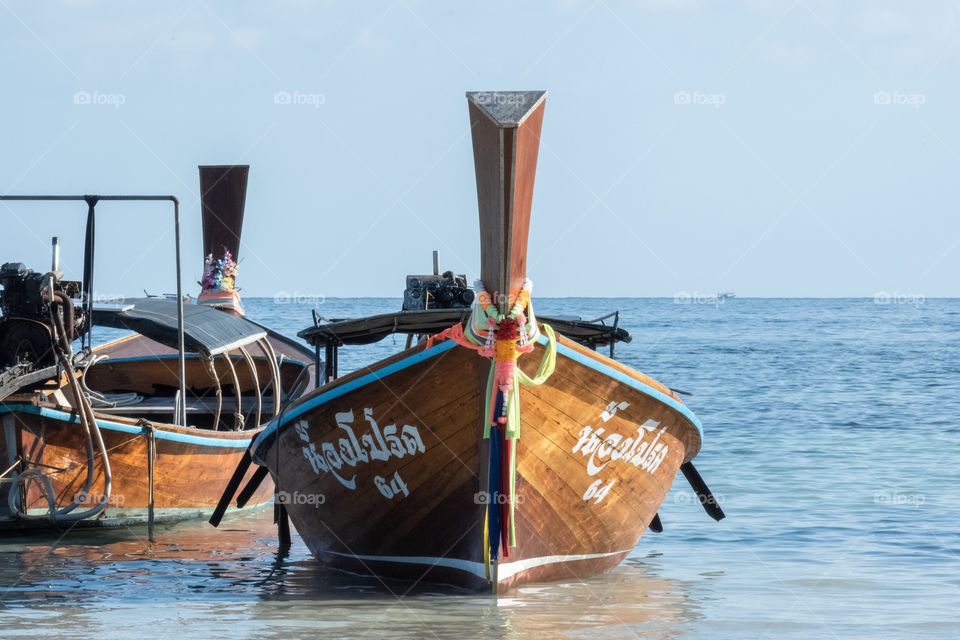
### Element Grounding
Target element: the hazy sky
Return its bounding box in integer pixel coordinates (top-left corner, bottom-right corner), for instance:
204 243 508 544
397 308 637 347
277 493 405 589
0 1 957 298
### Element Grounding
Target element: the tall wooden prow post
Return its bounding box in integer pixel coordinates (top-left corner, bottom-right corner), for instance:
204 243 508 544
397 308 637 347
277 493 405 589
467 91 547 587
467 91 547 313
198 165 249 316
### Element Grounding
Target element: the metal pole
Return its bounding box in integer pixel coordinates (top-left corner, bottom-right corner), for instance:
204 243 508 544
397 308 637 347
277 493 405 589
259 339 282 419
173 198 187 427
239 346 261 428
146 424 156 543
82 197 97 350
323 343 333 385
0 194 182 358
609 311 619 359
51 236 60 272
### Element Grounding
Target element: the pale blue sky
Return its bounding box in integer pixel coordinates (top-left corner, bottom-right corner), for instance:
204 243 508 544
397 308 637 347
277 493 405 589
0 1 957 298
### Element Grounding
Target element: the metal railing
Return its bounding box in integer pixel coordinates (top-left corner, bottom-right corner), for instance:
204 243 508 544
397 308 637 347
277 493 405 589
0 195 187 426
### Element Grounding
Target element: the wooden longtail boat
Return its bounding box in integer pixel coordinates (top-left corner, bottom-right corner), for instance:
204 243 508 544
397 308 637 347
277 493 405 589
217 92 723 591
0 169 313 531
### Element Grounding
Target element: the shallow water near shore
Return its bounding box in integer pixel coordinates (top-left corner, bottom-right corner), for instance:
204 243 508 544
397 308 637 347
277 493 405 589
1 298 958 639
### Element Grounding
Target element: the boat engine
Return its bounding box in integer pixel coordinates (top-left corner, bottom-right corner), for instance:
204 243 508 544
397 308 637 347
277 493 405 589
403 270 475 311
0 261 83 371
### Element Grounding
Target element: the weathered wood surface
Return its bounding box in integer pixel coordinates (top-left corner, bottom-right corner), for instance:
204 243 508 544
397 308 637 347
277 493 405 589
0 407 272 528
468 91 546 312
257 335 700 591
260 341 488 586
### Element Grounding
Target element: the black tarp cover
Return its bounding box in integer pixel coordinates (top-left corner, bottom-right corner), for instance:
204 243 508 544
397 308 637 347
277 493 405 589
92 298 266 356
298 309 631 348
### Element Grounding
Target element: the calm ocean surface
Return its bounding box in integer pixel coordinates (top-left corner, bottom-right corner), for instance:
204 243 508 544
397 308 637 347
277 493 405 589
1 297 958 639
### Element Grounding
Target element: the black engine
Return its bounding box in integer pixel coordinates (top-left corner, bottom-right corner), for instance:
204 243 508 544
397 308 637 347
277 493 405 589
0 262 83 371
403 270 475 311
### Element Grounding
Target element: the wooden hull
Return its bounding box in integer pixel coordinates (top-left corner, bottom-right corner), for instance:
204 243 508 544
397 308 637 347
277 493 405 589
252 334 702 591
0 321 309 530
0 404 273 530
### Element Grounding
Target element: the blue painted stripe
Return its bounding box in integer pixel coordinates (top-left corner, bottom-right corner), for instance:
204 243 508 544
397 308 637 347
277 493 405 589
253 340 458 455
254 333 703 457
544 336 703 437
0 404 252 449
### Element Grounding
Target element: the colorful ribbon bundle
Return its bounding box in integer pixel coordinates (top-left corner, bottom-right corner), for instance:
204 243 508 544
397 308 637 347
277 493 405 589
428 278 557 577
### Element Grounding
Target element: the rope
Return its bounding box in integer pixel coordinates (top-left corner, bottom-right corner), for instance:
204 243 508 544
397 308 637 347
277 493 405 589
223 353 244 430
204 356 223 431
259 339 283 419
80 355 143 408
238 346 262 429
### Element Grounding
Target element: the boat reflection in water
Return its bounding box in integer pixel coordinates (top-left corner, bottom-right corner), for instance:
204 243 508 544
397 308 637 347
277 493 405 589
0 512 700 639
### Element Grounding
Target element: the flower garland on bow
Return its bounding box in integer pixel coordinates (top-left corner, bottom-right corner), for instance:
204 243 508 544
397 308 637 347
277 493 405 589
201 249 239 293
472 279 544 439
427 278 557 576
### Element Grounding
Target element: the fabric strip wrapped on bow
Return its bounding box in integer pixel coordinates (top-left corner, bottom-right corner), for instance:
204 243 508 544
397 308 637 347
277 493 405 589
427 278 557 574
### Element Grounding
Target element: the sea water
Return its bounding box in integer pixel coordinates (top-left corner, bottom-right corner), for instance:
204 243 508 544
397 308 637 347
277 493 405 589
1 298 957 639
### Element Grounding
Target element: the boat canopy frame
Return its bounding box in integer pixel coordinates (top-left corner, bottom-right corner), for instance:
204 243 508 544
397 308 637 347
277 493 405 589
0 195 189 426
299 308 631 388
